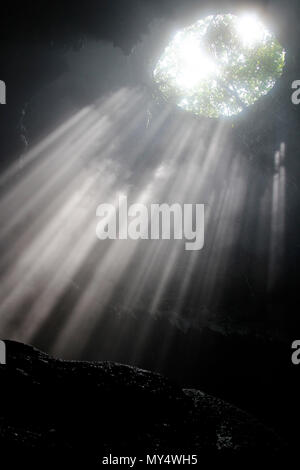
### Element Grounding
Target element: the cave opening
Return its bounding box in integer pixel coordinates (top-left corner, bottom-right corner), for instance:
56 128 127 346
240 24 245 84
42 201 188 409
153 12 285 118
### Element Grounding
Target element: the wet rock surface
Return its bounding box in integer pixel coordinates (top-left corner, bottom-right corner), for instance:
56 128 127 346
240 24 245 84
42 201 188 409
0 341 287 464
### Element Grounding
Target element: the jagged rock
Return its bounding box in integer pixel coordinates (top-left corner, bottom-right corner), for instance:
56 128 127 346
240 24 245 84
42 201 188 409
0 341 287 464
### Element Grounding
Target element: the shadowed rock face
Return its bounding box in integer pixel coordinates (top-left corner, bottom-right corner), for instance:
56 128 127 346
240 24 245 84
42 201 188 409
0 341 287 464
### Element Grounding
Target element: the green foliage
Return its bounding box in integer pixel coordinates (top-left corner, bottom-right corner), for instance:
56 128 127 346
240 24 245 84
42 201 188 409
154 14 285 118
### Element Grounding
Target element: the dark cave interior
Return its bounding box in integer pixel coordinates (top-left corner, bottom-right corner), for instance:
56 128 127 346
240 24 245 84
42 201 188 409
0 0 300 453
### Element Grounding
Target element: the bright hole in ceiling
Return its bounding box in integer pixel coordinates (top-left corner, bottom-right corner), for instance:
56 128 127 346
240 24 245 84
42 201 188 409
153 13 285 118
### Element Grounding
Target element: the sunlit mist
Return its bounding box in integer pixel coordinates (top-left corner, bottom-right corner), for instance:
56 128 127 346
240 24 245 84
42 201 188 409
0 78 287 362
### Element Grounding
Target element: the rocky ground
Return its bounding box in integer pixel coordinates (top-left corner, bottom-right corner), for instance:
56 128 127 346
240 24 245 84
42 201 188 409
0 340 290 465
